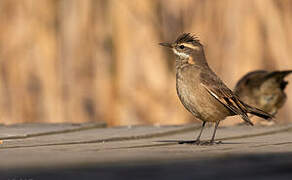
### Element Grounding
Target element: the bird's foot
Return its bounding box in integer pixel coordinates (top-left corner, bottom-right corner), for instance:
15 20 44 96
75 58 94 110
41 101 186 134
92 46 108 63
178 140 222 145
200 140 222 146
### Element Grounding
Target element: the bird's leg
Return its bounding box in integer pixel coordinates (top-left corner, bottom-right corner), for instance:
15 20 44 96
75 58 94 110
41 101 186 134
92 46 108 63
179 121 206 144
200 121 222 145
195 121 206 142
208 120 222 144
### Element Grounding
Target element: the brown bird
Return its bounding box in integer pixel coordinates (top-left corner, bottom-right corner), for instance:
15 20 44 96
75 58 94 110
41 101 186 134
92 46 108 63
234 70 292 116
159 33 273 145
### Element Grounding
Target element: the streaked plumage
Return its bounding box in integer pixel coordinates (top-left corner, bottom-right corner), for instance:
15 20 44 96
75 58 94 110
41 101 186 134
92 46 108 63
159 33 273 145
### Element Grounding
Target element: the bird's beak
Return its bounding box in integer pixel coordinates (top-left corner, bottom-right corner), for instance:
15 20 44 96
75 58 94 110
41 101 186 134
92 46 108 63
159 42 172 48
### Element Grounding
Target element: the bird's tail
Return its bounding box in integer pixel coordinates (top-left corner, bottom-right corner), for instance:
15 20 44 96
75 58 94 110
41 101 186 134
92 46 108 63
265 70 292 80
265 70 292 90
243 101 274 120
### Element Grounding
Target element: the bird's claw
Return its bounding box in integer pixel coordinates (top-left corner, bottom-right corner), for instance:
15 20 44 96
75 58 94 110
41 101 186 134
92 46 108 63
178 140 222 145
200 140 222 145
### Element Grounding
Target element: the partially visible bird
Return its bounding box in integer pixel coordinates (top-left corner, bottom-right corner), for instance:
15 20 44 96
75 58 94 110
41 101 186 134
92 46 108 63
234 70 292 116
159 33 273 145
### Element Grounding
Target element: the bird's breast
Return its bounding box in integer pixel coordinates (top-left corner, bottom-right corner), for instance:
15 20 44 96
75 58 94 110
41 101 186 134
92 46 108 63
175 70 230 122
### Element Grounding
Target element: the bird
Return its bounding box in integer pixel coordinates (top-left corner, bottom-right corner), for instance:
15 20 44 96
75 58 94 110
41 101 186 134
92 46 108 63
234 70 292 116
159 33 273 145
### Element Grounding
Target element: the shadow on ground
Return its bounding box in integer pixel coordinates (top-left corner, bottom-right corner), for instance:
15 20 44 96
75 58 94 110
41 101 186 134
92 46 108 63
1 152 292 180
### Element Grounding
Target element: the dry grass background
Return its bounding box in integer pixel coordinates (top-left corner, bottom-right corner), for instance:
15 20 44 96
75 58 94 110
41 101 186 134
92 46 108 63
0 0 291 126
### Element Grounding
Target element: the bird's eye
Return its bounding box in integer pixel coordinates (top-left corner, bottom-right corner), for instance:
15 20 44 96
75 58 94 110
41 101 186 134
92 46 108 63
179 45 185 49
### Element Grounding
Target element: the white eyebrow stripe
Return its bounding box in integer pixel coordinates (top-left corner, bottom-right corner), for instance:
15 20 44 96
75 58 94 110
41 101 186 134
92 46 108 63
173 49 189 58
181 43 200 50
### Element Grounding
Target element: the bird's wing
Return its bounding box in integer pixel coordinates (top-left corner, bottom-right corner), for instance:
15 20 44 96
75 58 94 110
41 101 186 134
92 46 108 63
234 70 268 92
200 71 254 125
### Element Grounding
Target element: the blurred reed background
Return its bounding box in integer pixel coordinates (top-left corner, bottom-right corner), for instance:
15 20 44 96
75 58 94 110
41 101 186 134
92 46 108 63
0 0 291 126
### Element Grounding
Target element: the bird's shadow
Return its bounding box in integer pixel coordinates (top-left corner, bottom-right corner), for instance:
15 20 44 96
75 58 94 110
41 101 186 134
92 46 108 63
155 140 246 145
98 140 246 151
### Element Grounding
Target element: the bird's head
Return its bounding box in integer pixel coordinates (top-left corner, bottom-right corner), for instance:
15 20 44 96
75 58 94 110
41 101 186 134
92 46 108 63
159 33 204 61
